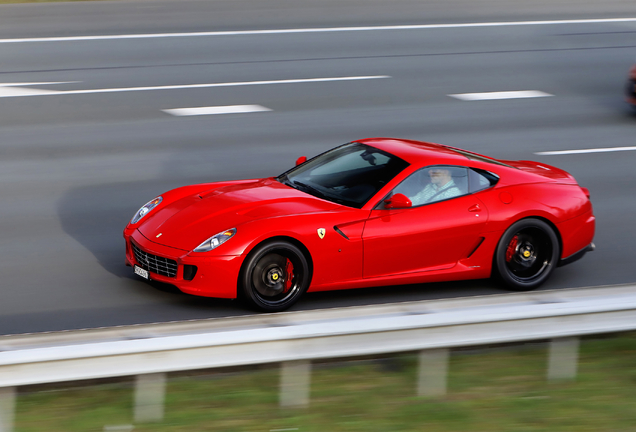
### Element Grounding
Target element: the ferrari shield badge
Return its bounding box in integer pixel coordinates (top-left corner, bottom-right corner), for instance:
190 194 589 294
317 228 326 239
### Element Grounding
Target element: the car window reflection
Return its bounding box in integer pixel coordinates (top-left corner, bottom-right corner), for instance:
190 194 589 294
279 142 409 208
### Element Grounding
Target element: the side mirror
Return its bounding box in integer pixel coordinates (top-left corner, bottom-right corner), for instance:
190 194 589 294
384 193 412 209
296 156 307 166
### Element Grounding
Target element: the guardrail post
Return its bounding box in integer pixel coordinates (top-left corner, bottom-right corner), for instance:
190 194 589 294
547 337 579 381
417 348 449 397
0 387 16 432
280 360 311 408
134 373 166 422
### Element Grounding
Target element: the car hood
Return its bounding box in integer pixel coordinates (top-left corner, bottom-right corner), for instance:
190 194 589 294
138 178 342 251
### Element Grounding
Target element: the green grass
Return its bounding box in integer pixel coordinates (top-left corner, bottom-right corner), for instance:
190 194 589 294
14 333 636 431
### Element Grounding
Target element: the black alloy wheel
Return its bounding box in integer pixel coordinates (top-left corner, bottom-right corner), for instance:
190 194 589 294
239 240 311 312
494 218 559 291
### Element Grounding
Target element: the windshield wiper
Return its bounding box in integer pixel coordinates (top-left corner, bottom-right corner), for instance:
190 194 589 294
286 179 356 207
292 180 328 199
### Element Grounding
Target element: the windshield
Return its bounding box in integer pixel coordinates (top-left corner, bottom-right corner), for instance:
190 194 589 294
278 142 409 208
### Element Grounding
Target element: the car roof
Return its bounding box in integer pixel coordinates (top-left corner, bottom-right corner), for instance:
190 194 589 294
357 137 471 166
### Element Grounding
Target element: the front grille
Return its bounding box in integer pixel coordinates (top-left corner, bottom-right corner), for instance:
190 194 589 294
131 242 178 278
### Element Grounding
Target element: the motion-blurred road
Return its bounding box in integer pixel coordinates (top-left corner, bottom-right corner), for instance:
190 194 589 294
1 0 635 335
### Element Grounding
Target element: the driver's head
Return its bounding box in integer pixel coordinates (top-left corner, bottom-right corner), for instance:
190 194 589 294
429 168 452 186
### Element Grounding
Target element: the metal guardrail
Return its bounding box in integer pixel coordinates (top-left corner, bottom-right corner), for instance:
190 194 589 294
1 284 635 430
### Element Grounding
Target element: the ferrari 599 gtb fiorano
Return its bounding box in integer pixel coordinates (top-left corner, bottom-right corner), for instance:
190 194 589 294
124 138 595 311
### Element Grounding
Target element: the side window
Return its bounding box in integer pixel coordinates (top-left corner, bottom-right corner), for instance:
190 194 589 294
390 165 469 207
469 168 499 193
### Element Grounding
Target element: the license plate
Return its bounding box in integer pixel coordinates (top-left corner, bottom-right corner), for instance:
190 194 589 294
134 265 149 280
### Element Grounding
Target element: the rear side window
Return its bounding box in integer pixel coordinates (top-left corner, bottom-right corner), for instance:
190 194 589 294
469 168 499 193
389 165 469 207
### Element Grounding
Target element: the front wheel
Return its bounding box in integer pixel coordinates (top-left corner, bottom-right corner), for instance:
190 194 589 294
239 240 311 312
494 218 559 291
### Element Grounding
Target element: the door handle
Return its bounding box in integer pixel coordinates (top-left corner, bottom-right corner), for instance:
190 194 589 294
468 204 482 212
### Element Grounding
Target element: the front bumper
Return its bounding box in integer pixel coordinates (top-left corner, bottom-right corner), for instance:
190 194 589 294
124 229 242 298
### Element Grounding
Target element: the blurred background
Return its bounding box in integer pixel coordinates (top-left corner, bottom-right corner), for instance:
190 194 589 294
2 0 636 334
1 0 636 429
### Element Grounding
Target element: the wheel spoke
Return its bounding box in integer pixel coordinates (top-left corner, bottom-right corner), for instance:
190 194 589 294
248 249 305 307
252 253 287 298
241 241 310 311
505 228 551 281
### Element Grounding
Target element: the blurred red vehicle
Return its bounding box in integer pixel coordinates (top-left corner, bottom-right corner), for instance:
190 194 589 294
123 138 595 311
626 65 636 106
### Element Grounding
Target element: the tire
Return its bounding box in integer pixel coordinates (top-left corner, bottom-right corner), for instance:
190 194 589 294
494 218 559 291
239 240 311 312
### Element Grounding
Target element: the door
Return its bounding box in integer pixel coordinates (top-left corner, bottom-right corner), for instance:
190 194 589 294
362 166 489 278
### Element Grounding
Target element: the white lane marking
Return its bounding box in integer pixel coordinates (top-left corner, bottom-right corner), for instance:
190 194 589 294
0 76 390 98
0 87 59 97
2 18 636 43
0 81 79 86
536 146 636 155
449 90 553 101
0 81 80 97
163 105 271 116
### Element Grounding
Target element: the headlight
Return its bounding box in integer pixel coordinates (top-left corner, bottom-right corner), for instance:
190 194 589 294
194 228 237 252
131 196 162 224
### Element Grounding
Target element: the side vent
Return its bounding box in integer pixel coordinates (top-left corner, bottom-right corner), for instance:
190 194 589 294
466 237 485 258
333 226 349 240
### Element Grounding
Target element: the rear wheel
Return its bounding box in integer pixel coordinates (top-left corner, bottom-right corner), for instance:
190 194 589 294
494 218 559 291
239 240 310 312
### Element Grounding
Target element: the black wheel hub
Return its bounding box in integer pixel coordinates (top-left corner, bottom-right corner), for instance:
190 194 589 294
255 263 285 297
251 252 298 302
505 229 551 282
516 241 536 267
265 268 284 286
241 242 310 312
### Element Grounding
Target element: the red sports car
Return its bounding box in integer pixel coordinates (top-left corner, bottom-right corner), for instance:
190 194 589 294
124 138 595 312
626 65 636 107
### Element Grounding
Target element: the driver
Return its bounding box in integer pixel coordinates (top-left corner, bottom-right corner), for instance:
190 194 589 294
411 167 461 205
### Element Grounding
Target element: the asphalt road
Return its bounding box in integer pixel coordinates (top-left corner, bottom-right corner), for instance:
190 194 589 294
1 0 635 335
